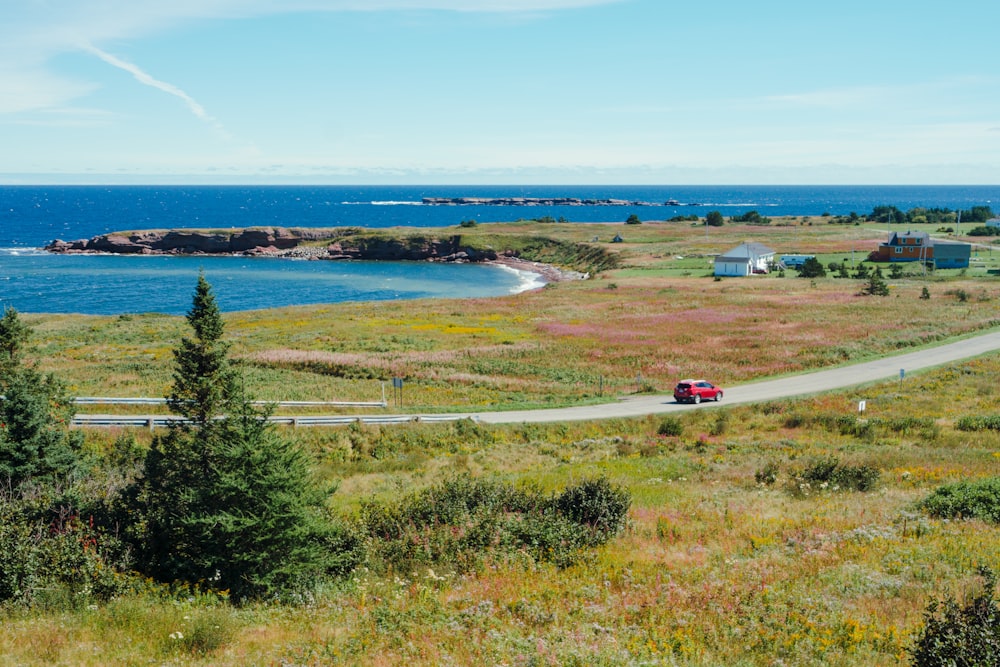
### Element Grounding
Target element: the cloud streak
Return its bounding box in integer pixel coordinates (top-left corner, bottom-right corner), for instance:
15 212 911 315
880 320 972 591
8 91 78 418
81 44 228 137
2 1 617 116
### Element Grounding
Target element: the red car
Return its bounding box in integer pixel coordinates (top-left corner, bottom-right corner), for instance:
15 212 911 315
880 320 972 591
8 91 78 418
673 379 723 404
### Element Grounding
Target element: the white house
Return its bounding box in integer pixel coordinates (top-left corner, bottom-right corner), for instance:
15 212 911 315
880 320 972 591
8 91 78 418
986 218 1000 229
714 242 776 277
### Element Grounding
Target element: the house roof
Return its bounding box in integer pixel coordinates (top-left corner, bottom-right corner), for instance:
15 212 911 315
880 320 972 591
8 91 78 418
716 242 775 261
887 231 929 244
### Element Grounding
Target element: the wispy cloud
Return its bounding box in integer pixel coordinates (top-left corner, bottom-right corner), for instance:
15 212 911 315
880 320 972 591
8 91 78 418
0 0 618 117
80 43 229 137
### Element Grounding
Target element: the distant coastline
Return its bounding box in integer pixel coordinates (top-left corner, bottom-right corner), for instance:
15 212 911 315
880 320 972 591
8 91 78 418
421 196 693 207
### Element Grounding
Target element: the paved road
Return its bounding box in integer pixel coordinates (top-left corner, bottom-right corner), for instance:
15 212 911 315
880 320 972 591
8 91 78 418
73 328 1000 428
467 328 1000 424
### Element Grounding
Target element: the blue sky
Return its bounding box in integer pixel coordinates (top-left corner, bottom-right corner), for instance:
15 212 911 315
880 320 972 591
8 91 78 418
2 0 998 184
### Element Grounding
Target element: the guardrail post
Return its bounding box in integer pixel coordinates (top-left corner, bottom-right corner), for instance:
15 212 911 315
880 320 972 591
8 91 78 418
147 418 155 433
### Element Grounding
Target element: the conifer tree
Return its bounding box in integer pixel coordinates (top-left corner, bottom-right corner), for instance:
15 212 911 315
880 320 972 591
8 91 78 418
131 276 358 601
861 266 890 296
167 273 237 425
0 307 30 375
0 307 81 488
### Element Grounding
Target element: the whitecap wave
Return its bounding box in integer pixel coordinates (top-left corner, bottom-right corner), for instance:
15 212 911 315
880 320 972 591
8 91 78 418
695 202 778 207
492 264 547 294
369 200 423 206
0 247 47 256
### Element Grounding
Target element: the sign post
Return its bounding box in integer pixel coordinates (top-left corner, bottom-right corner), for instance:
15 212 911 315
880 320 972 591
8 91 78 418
392 377 403 408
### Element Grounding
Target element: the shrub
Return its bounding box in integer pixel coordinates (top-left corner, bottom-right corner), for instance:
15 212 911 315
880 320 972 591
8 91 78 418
946 288 970 303
797 257 826 278
755 462 779 486
709 411 729 436
553 476 631 544
956 415 1000 432
795 456 881 493
918 477 1000 523
910 566 1000 667
656 416 684 437
0 488 133 608
458 219 478 228
360 474 630 572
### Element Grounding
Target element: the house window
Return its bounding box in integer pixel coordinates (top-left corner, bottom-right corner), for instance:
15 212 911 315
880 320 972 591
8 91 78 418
895 247 903 254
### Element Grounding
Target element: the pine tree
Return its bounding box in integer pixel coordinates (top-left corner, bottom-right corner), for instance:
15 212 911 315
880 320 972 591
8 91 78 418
0 307 81 489
130 276 359 601
167 273 237 425
0 307 30 375
860 267 890 296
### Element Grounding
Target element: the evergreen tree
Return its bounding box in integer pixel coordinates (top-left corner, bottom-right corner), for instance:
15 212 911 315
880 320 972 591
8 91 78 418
0 307 30 375
130 276 359 601
860 267 890 296
797 257 826 278
167 273 237 425
0 307 81 488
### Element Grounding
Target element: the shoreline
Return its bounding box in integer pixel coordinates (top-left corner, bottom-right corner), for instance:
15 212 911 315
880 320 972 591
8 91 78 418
43 227 594 293
483 255 587 291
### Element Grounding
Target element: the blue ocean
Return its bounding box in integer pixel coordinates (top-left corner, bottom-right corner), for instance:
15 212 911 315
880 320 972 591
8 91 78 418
2 185 997 315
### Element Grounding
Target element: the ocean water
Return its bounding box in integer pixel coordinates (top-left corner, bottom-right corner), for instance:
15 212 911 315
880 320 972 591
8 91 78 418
1 185 997 315
0 250 541 316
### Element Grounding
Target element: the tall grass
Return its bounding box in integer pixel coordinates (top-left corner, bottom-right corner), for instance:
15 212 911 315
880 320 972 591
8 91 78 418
3 355 1000 664
5 221 1000 664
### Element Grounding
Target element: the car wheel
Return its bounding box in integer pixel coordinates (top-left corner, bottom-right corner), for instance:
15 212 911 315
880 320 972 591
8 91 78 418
716 391 723 402
693 394 701 404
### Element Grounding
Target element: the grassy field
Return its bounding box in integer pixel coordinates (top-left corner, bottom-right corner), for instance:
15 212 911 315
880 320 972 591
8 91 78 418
23 219 1000 414
4 218 1000 665
3 357 1000 665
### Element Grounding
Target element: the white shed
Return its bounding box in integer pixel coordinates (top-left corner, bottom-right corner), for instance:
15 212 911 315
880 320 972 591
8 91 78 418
714 242 776 277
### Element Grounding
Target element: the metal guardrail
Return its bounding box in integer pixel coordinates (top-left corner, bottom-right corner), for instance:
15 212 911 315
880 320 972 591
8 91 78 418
70 413 471 430
72 397 388 408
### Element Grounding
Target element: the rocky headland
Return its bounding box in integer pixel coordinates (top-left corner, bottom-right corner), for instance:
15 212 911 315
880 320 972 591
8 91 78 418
44 227 589 283
420 196 694 206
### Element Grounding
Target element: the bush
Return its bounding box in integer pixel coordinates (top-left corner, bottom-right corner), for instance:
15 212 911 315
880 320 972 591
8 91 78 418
910 566 1000 666
795 456 881 493
553 476 631 544
360 474 630 573
755 462 779 486
656 416 684 437
797 257 826 278
0 488 133 608
956 415 1000 432
918 477 1000 523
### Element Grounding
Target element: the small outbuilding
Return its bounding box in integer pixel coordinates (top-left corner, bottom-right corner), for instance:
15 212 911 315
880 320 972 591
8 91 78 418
714 242 776 277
